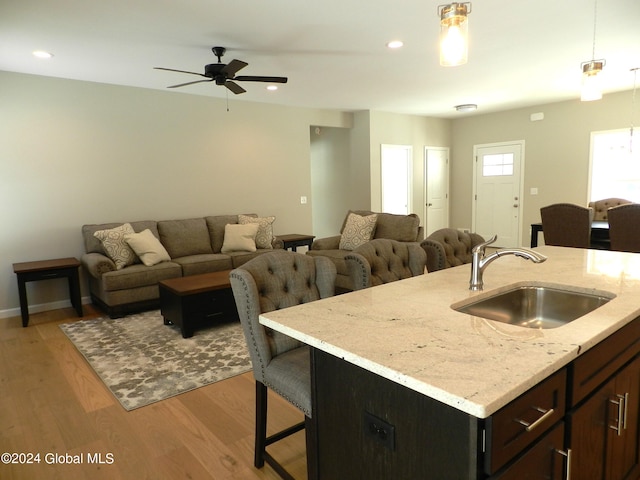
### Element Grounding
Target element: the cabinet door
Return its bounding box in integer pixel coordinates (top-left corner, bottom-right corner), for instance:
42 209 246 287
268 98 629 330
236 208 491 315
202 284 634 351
489 422 565 480
608 356 640 480
567 376 616 479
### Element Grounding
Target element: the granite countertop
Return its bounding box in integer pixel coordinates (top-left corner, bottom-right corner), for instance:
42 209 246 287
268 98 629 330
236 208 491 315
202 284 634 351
259 246 640 418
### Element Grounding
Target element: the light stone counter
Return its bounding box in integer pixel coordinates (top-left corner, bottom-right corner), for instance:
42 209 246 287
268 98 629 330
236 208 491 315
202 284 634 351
260 246 640 418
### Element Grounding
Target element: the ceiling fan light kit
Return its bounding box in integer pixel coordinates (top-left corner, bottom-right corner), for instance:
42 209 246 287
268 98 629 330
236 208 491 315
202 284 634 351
438 2 471 67
155 46 287 95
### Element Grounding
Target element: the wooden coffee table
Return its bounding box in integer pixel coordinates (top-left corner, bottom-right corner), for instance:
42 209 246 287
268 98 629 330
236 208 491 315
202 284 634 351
159 270 238 338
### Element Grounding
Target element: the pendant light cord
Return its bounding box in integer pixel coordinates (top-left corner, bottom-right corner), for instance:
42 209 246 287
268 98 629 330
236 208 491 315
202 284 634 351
590 0 598 60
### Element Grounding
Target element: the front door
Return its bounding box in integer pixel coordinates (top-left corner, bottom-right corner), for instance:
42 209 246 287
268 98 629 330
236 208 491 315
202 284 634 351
473 142 524 248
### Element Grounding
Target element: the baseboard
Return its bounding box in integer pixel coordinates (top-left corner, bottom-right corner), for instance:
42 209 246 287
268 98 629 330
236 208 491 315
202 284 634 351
0 296 92 320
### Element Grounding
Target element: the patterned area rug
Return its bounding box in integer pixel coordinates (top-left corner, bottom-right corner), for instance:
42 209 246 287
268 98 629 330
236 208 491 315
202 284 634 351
60 310 251 411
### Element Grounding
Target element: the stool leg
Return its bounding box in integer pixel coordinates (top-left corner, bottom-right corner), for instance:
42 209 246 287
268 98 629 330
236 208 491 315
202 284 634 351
255 381 268 468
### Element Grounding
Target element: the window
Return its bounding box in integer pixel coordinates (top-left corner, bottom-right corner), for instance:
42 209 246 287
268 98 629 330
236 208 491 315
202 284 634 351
482 153 514 176
590 129 640 202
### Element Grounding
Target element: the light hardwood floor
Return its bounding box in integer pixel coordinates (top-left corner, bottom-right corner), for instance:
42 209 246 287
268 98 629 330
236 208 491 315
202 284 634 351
0 306 306 480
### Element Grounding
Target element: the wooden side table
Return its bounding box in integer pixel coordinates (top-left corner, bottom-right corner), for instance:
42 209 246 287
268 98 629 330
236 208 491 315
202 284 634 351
277 234 315 252
13 257 83 327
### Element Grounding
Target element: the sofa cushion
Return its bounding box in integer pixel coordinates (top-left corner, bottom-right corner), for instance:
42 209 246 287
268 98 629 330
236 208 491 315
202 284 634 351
100 261 182 291
93 223 137 270
124 229 171 267
339 213 377 250
158 218 213 258
374 213 420 242
221 223 259 253
171 254 233 276
239 214 275 249
306 249 351 276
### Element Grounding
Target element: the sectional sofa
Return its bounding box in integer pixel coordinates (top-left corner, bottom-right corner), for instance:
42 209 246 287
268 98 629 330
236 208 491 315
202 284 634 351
81 214 281 318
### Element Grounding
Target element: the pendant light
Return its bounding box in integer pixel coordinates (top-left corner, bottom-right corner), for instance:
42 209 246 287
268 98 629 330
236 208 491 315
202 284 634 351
581 0 605 101
438 3 471 67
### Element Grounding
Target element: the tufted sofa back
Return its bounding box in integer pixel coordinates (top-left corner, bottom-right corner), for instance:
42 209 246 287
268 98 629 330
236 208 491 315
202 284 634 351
588 198 632 221
230 250 336 382
345 239 426 289
421 228 486 272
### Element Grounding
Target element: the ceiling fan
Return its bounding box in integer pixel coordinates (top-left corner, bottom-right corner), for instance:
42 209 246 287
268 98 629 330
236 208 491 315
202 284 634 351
154 46 287 94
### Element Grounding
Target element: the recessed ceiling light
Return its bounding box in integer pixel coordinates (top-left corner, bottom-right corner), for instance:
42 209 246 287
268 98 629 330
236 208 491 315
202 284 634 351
266 85 278 91
386 40 404 49
455 103 477 112
32 50 53 59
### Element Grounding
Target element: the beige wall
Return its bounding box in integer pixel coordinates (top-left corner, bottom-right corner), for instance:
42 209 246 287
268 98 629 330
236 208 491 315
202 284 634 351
0 71 350 315
450 90 634 246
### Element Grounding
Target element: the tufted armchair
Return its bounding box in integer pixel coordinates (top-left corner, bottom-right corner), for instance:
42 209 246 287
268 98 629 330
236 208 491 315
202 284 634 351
588 198 632 221
229 250 336 479
420 228 486 272
345 239 426 290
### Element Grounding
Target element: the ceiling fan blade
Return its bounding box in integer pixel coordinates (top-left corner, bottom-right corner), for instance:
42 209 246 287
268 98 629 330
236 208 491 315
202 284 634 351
225 81 246 95
154 67 206 77
222 59 248 77
234 75 288 84
167 79 214 88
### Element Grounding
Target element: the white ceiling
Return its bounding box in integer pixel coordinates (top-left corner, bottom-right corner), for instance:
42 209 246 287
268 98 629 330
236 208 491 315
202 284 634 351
1 0 639 118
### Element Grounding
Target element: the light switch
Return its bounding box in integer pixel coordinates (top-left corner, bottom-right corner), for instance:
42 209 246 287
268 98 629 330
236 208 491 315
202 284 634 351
530 188 538 195
300 196 307 204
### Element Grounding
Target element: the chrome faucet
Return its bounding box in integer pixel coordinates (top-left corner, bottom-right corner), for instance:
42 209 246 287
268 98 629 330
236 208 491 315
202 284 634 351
469 235 547 291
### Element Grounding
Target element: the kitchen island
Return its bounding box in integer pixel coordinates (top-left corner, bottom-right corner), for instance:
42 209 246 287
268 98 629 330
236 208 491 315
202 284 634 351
260 246 640 479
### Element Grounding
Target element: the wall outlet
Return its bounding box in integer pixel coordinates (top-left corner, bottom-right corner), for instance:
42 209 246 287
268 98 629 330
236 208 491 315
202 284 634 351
300 196 307 204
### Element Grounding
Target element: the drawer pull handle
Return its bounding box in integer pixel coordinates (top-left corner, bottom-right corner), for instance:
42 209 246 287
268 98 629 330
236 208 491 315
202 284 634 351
515 406 555 432
555 448 572 480
610 393 628 436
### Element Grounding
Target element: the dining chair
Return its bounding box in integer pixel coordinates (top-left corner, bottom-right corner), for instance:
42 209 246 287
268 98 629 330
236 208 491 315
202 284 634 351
540 203 593 248
229 250 336 480
345 238 426 290
588 197 632 221
607 203 640 253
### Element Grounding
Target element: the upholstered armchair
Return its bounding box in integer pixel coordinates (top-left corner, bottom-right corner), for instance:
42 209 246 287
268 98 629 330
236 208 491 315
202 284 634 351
229 250 336 479
588 198 632 221
345 239 426 290
420 228 486 272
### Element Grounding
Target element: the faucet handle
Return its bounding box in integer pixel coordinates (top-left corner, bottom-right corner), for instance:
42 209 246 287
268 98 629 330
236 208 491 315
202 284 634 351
472 234 498 253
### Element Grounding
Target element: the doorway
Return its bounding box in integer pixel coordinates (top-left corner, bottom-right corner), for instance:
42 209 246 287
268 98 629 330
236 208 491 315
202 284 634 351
472 141 524 248
381 144 412 215
424 147 450 236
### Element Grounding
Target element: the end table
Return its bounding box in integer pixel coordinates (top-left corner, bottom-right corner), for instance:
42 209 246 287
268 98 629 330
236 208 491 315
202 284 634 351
277 234 315 252
13 257 83 327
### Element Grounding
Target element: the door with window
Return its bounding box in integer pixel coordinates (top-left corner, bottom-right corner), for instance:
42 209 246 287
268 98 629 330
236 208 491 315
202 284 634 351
473 142 524 248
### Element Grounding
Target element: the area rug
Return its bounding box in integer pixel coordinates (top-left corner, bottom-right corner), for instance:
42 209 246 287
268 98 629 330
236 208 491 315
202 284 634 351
59 310 251 411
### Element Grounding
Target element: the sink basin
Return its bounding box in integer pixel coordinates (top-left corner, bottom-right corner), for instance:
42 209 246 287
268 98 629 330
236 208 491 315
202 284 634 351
452 285 613 329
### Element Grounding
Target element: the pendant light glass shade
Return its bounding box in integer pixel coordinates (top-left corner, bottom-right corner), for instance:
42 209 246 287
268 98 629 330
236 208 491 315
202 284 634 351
581 60 605 101
439 3 471 67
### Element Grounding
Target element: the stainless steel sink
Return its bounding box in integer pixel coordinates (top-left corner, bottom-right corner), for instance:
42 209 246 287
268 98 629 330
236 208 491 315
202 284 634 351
452 285 613 329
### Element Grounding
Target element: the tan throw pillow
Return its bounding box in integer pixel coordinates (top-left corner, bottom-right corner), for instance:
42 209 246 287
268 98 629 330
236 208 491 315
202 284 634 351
124 229 171 266
93 223 137 270
339 213 378 250
239 214 276 249
221 223 259 253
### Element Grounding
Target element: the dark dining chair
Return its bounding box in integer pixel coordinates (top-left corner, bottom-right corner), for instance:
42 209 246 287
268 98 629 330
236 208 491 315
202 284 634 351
540 203 593 248
229 250 336 480
607 203 640 253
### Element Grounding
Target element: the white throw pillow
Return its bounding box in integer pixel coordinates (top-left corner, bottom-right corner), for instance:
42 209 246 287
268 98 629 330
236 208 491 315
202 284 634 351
239 214 276 249
93 223 137 270
124 229 171 266
221 223 259 253
339 213 378 250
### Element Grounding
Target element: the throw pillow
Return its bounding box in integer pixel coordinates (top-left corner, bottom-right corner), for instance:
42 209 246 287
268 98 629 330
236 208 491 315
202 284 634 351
124 229 171 266
221 223 259 253
93 223 137 270
339 213 378 250
239 214 276 249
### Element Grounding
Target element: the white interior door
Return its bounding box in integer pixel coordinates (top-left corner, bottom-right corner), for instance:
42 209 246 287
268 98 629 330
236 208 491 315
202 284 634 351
473 142 524 248
424 147 449 235
381 144 411 215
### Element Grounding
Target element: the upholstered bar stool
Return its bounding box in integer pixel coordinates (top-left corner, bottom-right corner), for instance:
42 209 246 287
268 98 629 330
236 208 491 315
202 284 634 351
608 203 640 253
230 250 336 480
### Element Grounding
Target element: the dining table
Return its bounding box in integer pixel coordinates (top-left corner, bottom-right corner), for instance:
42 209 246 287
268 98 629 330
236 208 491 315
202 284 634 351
530 220 609 248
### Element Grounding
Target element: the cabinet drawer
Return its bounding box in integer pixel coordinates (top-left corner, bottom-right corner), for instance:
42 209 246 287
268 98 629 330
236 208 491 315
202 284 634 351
485 369 566 474
570 317 640 407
